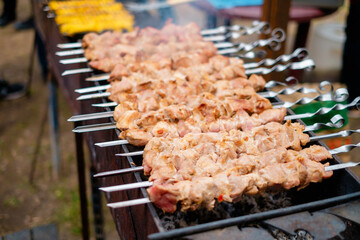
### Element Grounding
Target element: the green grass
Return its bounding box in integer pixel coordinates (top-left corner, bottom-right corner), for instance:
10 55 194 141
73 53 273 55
54 187 82 235
3 196 21 207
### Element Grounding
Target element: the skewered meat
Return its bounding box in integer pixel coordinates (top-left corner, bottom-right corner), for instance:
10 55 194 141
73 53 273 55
143 120 310 176
112 85 271 118
82 22 217 72
114 91 279 146
146 145 332 213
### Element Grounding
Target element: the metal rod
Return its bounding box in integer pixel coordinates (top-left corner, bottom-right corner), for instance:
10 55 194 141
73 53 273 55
60 57 87 64
92 102 118 108
94 166 144 178
329 142 360 155
68 111 114 122
62 68 93 76
99 181 153 192
75 84 110 94
73 122 117 133
77 92 110 100
56 49 84 56
325 162 360 171
57 42 82 49
116 151 144 157
95 139 129 147
86 73 111 81
107 198 151 208
310 129 360 142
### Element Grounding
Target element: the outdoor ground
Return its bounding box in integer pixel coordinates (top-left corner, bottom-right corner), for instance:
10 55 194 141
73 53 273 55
0 0 118 239
0 1 359 240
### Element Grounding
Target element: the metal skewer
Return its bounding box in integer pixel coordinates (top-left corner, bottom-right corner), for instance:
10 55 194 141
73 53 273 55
107 198 151 208
200 21 270 36
68 111 114 122
325 162 360 171
72 122 116 133
86 73 111 81
94 166 144 177
56 49 84 56
60 57 87 65
95 139 129 147
62 68 93 76
57 42 82 49
99 181 153 192
77 92 110 101
92 102 118 108
116 151 144 157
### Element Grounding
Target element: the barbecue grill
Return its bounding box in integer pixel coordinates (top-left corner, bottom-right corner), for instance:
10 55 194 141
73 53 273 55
34 2 360 238
67 62 360 240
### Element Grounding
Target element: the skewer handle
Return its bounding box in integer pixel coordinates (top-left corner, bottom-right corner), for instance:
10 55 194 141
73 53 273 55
304 114 344 132
310 129 360 142
285 96 360 120
245 59 315 75
243 48 308 69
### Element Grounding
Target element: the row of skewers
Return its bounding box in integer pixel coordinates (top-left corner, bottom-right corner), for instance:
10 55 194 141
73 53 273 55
57 21 360 213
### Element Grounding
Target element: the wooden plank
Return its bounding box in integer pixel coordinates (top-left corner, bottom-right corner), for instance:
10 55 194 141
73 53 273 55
261 0 291 81
32 224 59 240
4 229 31 240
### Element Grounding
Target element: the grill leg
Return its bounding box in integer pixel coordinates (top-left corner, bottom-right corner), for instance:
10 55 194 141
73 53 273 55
48 75 60 178
90 167 105 240
74 125 90 240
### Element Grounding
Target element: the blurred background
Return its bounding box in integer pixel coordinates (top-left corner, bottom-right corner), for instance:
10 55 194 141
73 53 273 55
0 0 358 239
